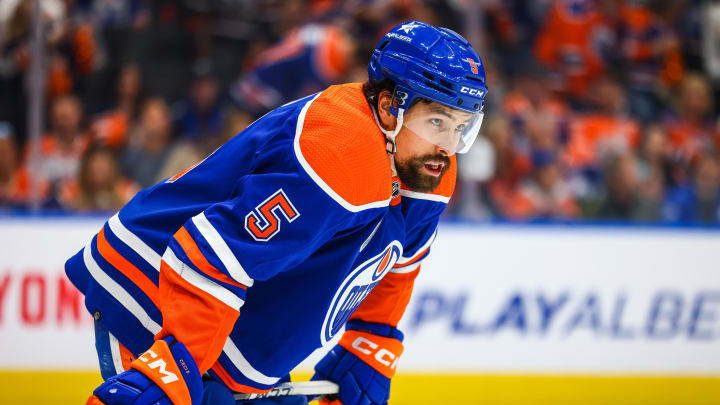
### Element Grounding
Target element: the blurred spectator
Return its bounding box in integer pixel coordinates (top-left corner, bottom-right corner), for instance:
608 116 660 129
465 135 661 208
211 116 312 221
507 149 579 219
534 0 613 102
617 0 684 122
484 0 550 77
150 105 254 186
128 1 193 102
637 124 670 180
0 0 106 141
664 153 720 224
633 166 665 221
702 1 720 83
48 20 103 101
673 0 701 72
90 62 143 149
121 97 174 188
74 146 138 212
1 0 718 225
477 55 505 115
220 107 255 144
632 124 669 221
173 60 224 142
564 76 640 177
154 141 204 186
503 65 570 157
592 152 641 220
455 133 495 219
664 73 718 186
230 23 354 114
483 115 532 217
25 94 88 208
0 0 64 142
0 122 29 208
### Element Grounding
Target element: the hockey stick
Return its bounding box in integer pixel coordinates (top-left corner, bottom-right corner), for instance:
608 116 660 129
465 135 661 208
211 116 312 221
233 380 339 401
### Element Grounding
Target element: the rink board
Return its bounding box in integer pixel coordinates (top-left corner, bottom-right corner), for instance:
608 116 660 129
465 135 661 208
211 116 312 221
0 217 719 402
0 371 719 405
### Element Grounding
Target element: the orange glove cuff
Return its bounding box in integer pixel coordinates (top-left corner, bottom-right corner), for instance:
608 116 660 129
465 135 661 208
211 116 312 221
130 340 193 405
339 330 404 378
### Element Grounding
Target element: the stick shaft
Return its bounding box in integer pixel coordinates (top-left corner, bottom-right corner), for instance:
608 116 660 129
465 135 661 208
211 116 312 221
233 380 339 401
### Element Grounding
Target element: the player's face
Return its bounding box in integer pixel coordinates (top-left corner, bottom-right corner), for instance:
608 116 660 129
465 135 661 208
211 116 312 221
401 101 475 154
394 101 467 192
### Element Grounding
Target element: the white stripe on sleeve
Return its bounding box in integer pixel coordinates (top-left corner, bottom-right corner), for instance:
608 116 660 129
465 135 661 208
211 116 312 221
83 243 162 334
191 212 254 287
108 213 162 272
395 228 437 265
108 332 127 375
399 189 450 203
389 261 421 274
222 339 280 386
162 248 245 310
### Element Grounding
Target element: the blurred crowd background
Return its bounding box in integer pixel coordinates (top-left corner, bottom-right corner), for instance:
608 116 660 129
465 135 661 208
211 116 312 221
1 0 719 225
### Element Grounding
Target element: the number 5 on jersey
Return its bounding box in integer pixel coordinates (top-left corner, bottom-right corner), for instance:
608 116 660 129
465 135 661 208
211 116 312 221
244 189 300 241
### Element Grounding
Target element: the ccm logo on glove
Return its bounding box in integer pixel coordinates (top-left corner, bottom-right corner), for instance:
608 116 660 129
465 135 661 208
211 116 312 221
130 339 194 403
352 337 398 367
137 349 179 384
339 330 404 378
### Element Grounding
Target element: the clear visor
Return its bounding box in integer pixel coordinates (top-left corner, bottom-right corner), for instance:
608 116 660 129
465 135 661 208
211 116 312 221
402 103 484 155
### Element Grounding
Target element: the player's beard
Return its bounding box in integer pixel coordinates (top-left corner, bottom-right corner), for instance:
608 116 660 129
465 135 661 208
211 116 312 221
395 153 451 192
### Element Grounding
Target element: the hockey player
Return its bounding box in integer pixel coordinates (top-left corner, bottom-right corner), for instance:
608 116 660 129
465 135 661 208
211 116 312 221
67 20 487 405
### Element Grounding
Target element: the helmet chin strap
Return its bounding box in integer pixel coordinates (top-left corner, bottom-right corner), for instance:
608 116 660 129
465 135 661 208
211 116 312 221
371 105 404 176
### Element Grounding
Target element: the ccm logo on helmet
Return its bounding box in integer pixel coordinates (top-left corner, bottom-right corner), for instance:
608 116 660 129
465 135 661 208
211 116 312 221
460 86 485 97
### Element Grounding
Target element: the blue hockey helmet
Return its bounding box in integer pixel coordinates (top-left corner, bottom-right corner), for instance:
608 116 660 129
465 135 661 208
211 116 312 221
368 21 488 154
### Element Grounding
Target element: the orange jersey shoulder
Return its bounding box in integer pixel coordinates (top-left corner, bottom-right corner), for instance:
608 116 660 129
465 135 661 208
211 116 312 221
295 83 393 211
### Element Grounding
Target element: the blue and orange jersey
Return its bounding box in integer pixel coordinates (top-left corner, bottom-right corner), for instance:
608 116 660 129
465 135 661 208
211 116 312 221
65 83 454 393
617 3 684 87
502 91 571 149
91 110 130 149
231 24 353 113
563 114 640 169
534 0 612 98
664 118 719 164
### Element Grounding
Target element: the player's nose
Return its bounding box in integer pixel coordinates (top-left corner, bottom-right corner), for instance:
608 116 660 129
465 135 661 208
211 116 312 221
434 143 451 157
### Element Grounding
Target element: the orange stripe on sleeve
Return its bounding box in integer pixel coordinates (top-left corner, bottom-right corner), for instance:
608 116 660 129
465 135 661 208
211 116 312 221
393 247 429 268
168 161 201 183
157 260 240 374
351 267 421 327
173 227 247 290
96 228 160 308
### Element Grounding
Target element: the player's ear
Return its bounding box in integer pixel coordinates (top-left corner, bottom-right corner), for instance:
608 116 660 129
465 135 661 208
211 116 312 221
376 90 397 131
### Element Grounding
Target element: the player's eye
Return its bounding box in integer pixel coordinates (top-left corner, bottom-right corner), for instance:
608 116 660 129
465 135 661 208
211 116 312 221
429 118 444 127
456 123 467 133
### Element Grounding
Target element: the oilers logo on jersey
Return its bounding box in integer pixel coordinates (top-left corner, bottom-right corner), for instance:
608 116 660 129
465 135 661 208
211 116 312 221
321 241 403 344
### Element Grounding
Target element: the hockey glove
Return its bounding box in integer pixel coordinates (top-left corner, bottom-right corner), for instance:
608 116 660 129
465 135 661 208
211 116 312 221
312 320 404 405
89 336 203 405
